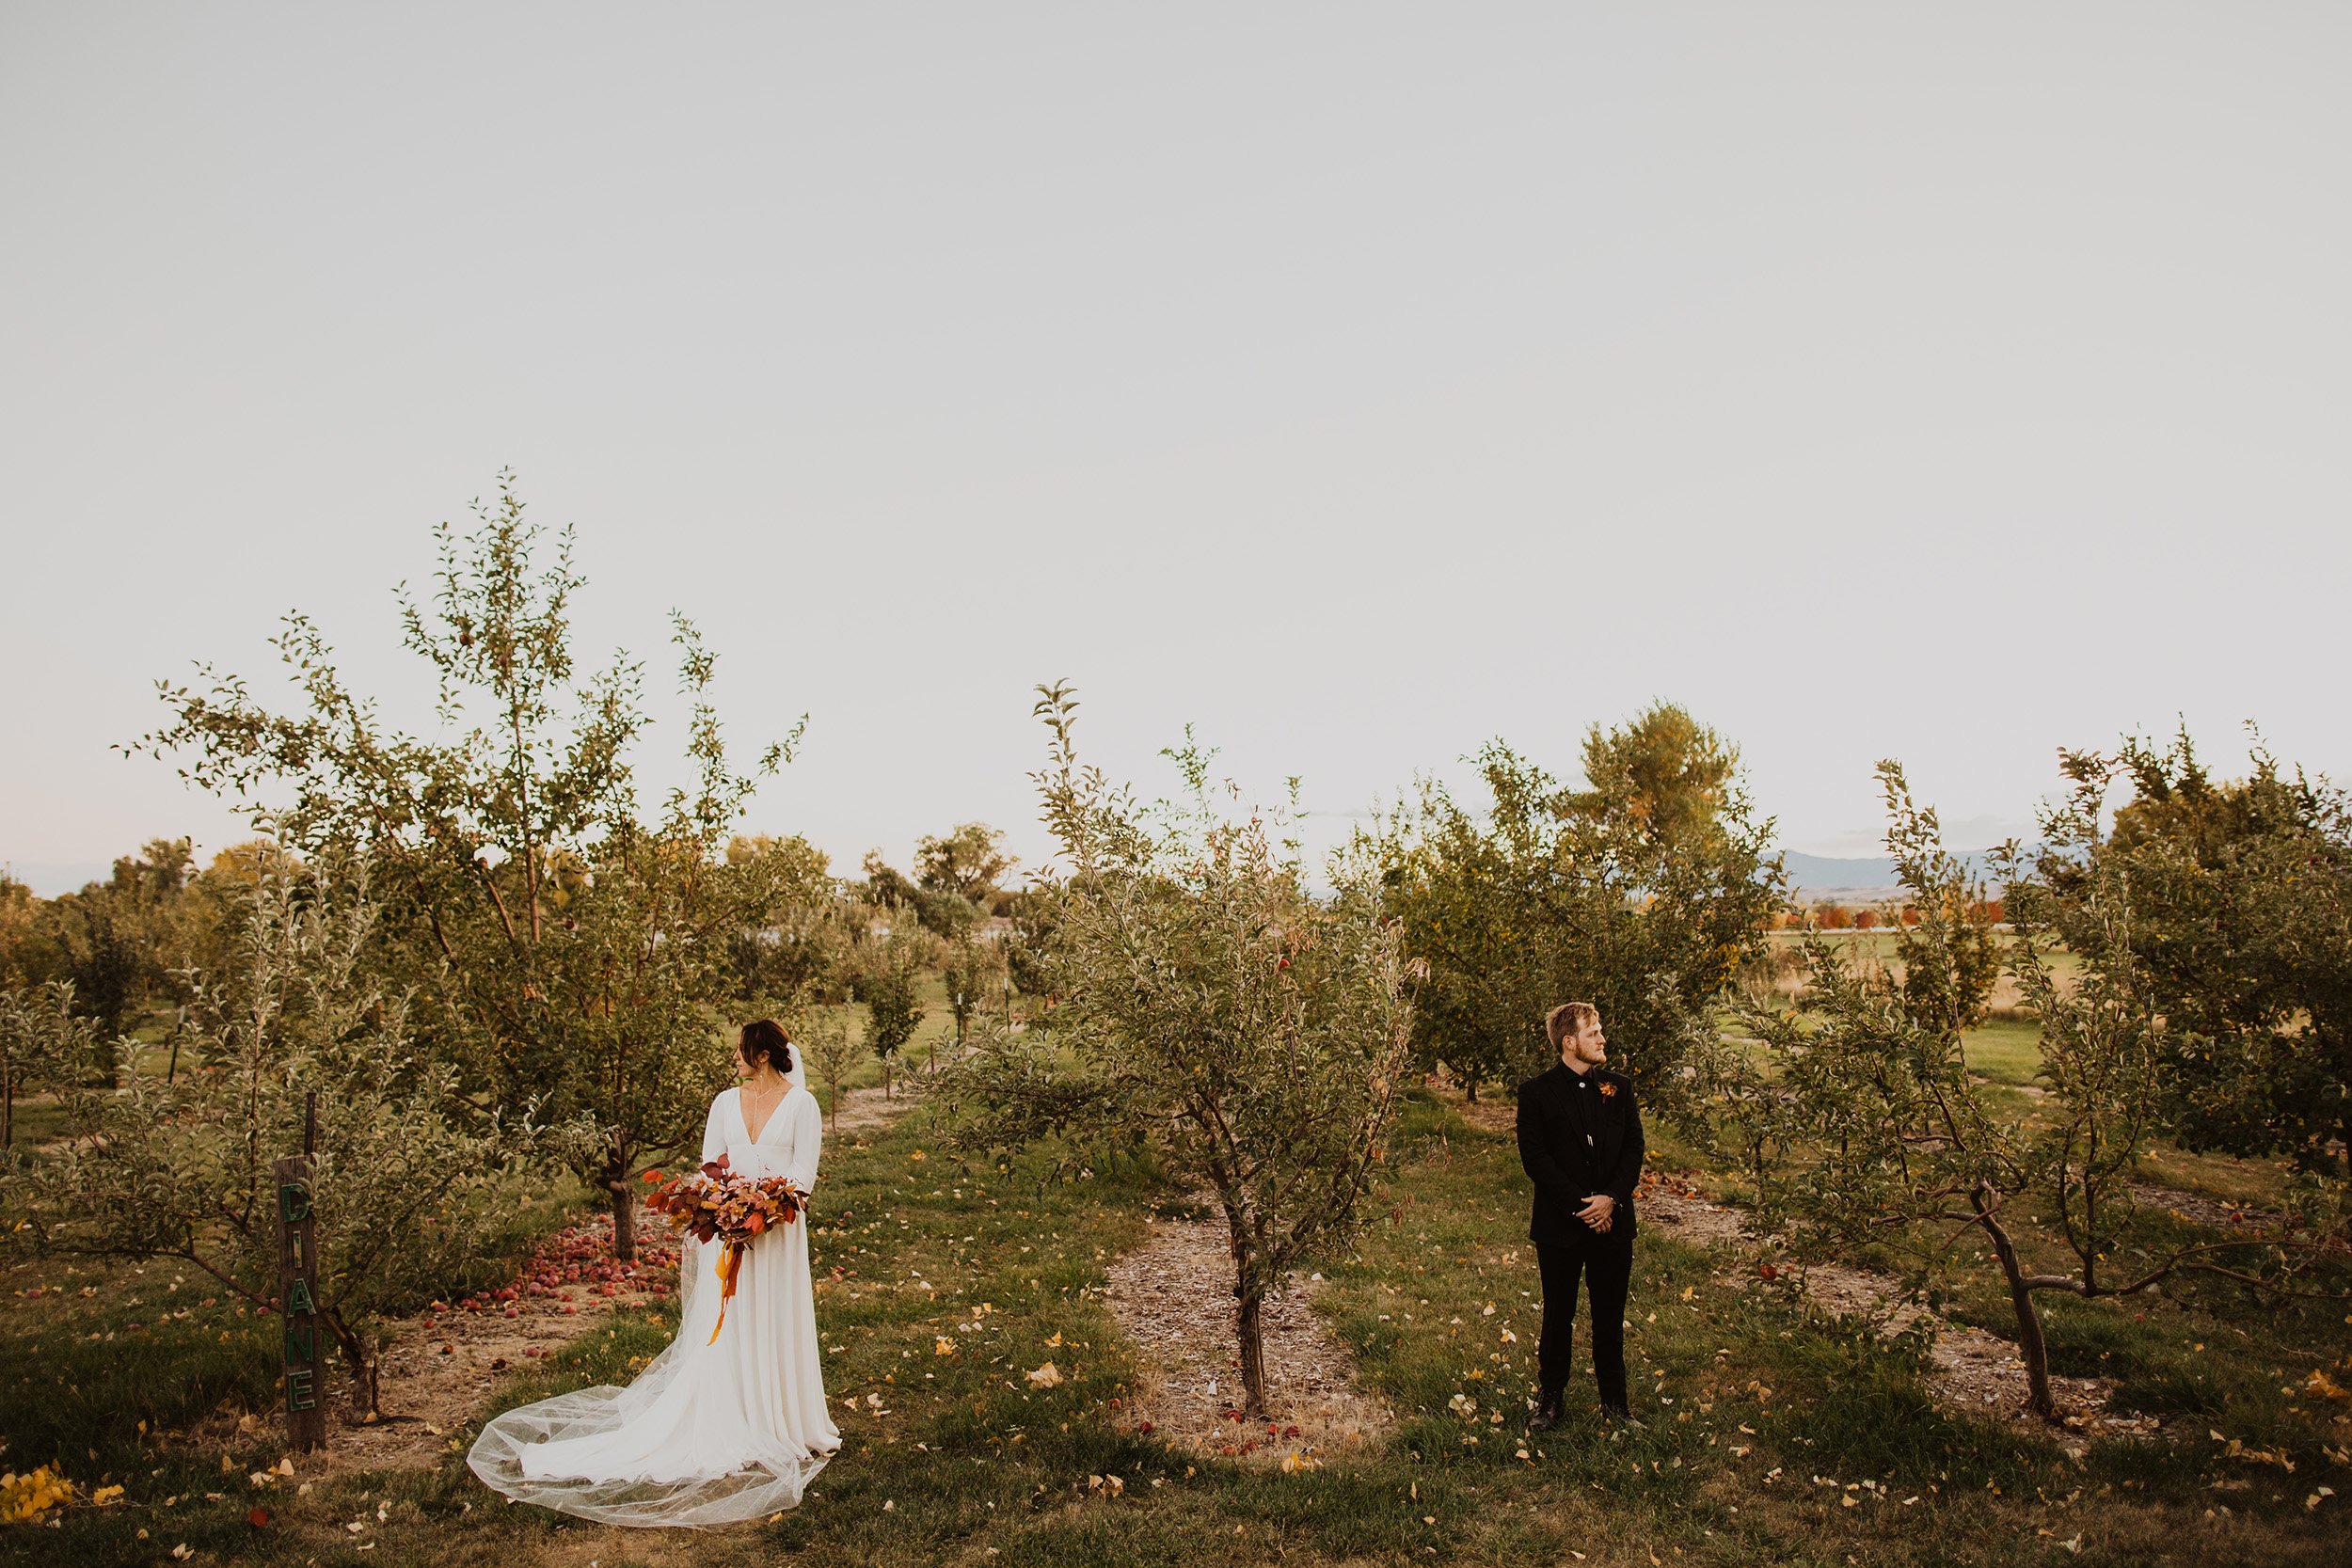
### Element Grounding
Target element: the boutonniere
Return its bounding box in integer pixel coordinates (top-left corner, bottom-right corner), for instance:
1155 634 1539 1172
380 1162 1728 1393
1597 1081 1618 1100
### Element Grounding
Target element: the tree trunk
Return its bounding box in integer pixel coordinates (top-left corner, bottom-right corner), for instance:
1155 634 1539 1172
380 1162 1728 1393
1463 1078 1478 1104
2078 1177 2098 1296
320 1307 382 1425
1977 1204 2056 1420
608 1176 638 1262
1235 1291 1269 1419
1223 1202 1273 1418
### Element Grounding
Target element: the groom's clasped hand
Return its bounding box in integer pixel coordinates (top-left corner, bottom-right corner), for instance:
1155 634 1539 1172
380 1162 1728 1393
1574 1191 1615 1234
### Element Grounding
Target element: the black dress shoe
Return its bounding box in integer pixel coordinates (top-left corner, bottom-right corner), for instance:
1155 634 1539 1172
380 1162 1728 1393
1528 1397 1565 1433
1599 1401 1631 1422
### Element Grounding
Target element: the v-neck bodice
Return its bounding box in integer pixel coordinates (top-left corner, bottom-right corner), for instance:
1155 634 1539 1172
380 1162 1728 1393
736 1085 792 1146
713 1085 819 1193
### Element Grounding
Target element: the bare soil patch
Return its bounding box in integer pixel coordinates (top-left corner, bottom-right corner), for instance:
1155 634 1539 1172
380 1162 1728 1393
829 1081 913 1133
1102 1204 1394 1468
2126 1179 2281 1230
1439 1082 1516 1136
1639 1169 1751 1247
1923 1324 2149 1449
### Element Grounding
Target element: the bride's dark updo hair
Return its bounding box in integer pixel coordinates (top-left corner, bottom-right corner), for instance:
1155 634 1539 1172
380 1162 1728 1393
739 1019 794 1077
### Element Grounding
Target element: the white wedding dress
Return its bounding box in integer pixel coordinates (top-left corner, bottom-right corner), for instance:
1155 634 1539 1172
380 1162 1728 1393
469 1078 842 1528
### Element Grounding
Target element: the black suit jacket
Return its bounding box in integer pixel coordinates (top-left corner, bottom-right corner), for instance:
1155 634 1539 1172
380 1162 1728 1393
1516 1062 1645 1249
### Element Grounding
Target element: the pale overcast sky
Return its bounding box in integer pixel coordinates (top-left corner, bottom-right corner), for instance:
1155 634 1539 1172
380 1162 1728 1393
4 5 2346 893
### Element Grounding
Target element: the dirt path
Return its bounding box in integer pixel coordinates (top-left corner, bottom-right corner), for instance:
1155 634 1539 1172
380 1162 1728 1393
828 1081 912 1134
1103 1203 1395 1468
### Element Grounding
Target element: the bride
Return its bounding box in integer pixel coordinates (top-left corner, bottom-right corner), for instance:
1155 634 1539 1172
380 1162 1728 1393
469 1021 842 1528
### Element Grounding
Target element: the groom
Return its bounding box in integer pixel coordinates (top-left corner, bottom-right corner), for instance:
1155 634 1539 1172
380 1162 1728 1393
1517 1002 1643 1430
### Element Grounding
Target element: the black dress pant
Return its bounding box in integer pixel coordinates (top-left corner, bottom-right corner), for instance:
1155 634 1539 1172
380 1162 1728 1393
1535 1234 1631 1410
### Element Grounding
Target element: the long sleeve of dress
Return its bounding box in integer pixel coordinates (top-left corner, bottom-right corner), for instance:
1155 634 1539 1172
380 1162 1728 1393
701 1094 728 1165
781 1090 821 1196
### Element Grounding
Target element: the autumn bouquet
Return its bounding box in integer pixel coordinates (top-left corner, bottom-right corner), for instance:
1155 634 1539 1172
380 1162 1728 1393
643 1153 805 1342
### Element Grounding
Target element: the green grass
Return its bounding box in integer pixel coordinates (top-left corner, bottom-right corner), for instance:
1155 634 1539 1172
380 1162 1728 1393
1959 1014 2044 1086
0 1259 279 1478
6 1088 2350 1566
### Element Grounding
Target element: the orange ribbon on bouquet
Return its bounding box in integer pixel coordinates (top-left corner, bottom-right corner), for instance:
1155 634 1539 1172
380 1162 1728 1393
707 1241 747 1344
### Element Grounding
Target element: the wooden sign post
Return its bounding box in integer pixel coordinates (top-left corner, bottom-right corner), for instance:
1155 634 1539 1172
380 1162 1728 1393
274 1154 326 1452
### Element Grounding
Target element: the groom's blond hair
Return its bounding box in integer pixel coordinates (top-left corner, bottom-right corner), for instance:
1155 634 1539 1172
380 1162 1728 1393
1546 1002 1599 1050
